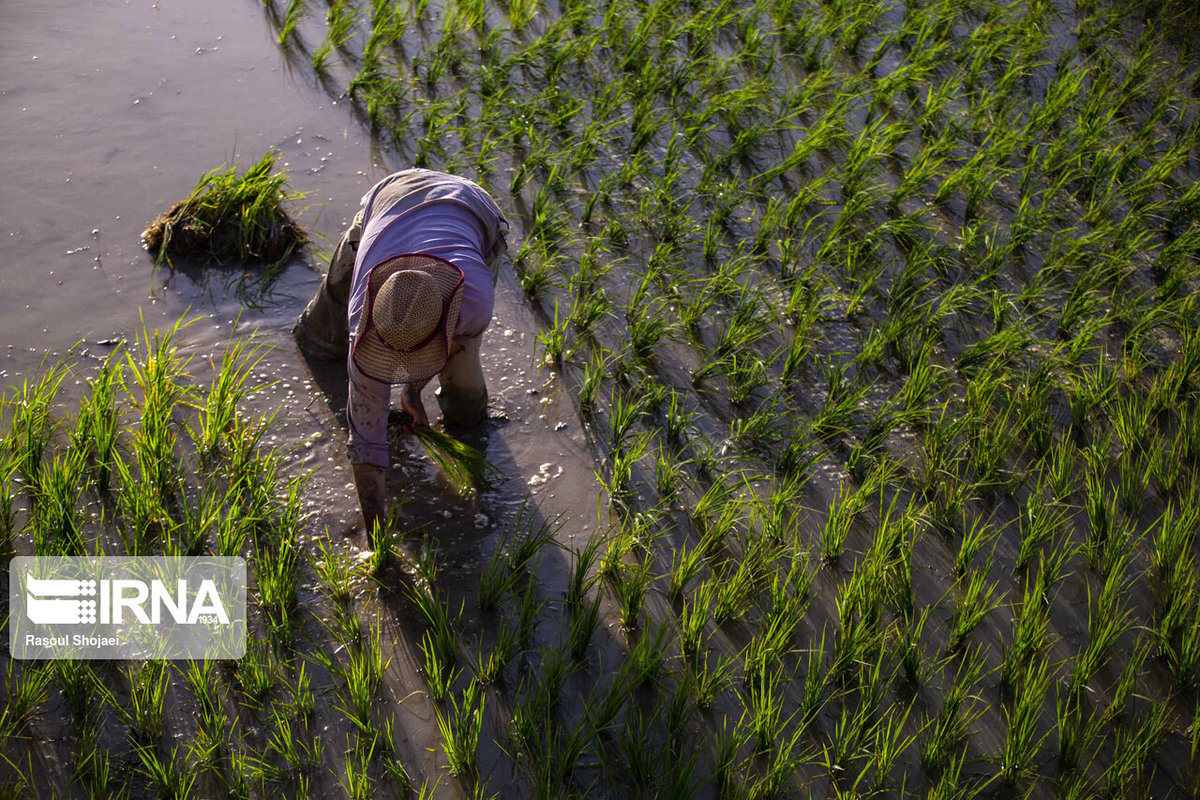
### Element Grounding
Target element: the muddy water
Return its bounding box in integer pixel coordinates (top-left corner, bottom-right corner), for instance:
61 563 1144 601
1 0 600 794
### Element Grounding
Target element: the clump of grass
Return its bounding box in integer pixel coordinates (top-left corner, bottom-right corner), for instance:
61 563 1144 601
142 149 307 273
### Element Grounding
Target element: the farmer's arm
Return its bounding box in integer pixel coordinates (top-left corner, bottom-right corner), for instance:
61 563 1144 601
397 340 464 427
399 380 431 428
347 366 391 532
347 342 464 531
352 463 387 534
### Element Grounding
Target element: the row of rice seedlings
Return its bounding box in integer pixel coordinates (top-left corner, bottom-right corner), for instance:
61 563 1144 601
317 596 410 794
52 662 104 792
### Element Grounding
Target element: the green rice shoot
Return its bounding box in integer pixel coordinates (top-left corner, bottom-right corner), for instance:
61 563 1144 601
414 425 500 495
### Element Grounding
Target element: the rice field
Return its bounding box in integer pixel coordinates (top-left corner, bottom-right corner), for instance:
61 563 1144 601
3 0 1200 796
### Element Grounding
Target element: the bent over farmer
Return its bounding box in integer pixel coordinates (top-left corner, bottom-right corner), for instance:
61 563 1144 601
293 169 507 532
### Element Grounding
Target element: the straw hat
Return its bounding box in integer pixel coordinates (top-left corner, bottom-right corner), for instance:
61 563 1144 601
351 253 464 384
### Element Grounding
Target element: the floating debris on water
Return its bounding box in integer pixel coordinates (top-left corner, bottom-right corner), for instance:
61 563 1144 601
527 463 563 487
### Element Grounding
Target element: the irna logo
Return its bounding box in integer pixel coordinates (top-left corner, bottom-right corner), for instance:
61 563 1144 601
10 556 246 660
24 574 230 626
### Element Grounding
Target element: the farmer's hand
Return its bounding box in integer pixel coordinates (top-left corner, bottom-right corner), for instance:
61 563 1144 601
399 382 429 431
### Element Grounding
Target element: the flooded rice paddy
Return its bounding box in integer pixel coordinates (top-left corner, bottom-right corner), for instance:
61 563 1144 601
2 0 1200 797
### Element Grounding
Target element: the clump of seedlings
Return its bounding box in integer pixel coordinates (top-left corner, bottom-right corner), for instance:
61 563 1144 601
413 425 501 495
141 149 307 273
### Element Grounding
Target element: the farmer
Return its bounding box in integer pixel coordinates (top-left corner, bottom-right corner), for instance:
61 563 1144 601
293 168 507 532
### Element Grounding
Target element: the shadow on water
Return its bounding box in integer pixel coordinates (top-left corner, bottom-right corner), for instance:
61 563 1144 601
155 252 303 313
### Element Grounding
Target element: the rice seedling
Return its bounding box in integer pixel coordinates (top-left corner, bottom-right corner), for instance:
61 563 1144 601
512 699 590 797
627 620 668 689
678 578 715 665
920 648 986 775
998 654 1051 785
276 0 306 45
1069 578 1131 703
713 552 759 624
142 149 307 275
820 482 856 564
336 619 389 735
1102 702 1172 797
600 431 649 510
871 700 917 791
7 361 69 496
0 452 17 549
73 354 123 493
339 739 377 800
315 537 358 601
743 665 787 755
666 537 707 603
167 478 223 557
190 331 266 460
237 638 279 706
1186 701 1200 797
2 662 52 730
181 660 227 764
56 661 97 725
435 678 486 779
612 558 652 632
420 629 461 704
743 599 801 687
1015 488 1070 573
30 447 87 556
1000 568 1050 693
264 705 323 777
820 697 876 785
1159 556 1200 691
413 425 500 495
515 571 544 648
477 539 518 616
653 444 689 500
73 723 113 799
125 661 171 740
133 743 196 800
535 300 574 367
954 514 996 578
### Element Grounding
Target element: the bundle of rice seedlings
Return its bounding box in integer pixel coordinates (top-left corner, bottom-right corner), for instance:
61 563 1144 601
142 149 306 273
413 426 500 494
